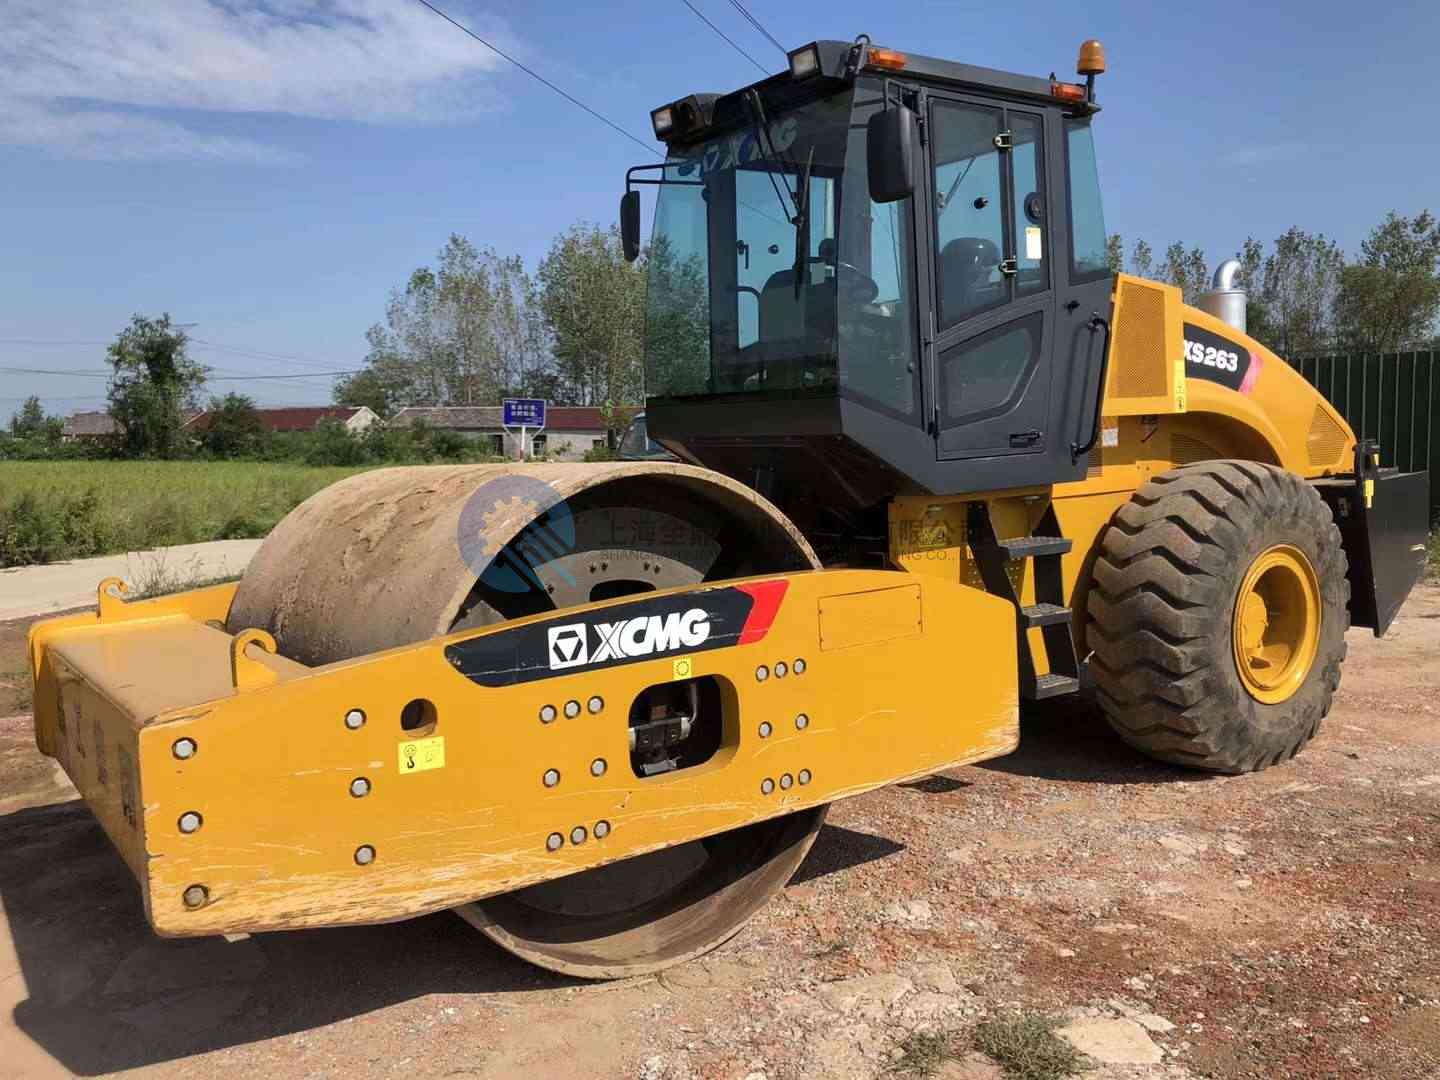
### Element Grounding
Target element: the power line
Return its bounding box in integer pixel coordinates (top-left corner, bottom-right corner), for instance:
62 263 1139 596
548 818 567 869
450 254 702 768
190 338 352 371
407 0 657 156
0 365 358 381
0 394 107 402
0 338 108 346
213 371 360 381
725 0 787 56
0 366 108 379
680 0 767 75
2 335 356 374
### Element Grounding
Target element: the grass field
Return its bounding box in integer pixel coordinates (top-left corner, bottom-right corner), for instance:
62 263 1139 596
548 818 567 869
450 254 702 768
3 458 1437 576
0 461 371 568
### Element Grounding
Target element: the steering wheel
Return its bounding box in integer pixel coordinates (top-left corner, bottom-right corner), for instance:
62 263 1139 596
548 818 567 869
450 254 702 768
807 256 879 305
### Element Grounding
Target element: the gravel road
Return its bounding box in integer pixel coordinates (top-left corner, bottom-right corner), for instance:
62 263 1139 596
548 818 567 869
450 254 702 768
0 540 261 621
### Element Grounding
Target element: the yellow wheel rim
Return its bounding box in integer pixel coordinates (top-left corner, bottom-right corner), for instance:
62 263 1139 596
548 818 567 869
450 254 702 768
1231 544 1321 704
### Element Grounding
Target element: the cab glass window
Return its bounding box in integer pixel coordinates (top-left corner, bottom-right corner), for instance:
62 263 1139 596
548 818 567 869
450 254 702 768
835 88 919 419
938 311 1043 425
1065 119 1109 281
1009 112 1047 298
931 101 1006 328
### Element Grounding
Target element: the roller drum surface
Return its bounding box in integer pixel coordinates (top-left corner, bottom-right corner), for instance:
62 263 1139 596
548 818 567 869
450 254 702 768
228 461 826 977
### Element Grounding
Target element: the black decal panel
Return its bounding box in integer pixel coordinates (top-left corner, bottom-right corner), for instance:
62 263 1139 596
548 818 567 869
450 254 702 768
1182 323 1255 393
445 587 760 687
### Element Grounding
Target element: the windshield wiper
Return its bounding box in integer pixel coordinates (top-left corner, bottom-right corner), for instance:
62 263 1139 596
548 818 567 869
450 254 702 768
792 145 814 299
938 156 977 212
744 90 801 227
744 91 817 299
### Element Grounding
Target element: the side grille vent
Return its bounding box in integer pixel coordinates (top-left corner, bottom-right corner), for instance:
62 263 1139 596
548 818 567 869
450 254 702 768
1307 404 1348 466
1111 280 1168 399
1171 433 1218 465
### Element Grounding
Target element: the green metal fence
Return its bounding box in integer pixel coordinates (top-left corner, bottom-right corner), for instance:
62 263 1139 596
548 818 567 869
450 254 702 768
1294 350 1439 517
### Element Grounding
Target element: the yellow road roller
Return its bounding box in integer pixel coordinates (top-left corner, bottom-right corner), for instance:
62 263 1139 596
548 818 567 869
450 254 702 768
29 36 1429 979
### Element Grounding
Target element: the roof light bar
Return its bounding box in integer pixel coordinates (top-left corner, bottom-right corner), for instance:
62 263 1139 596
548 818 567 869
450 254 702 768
864 47 907 72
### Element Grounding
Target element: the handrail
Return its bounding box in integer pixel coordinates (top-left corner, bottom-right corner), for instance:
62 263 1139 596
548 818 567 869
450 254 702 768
1071 312 1111 462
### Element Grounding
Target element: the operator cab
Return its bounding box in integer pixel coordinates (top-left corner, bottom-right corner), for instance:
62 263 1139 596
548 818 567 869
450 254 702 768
622 37 1113 534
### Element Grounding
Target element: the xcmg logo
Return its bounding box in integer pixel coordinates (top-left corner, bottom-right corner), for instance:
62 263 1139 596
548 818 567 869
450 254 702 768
547 609 712 670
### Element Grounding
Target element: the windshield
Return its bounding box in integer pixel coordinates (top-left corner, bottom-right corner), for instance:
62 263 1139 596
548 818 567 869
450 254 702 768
643 84 917 417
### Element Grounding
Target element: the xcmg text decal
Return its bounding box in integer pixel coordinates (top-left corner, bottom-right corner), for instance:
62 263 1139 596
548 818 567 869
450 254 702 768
444 580 788 687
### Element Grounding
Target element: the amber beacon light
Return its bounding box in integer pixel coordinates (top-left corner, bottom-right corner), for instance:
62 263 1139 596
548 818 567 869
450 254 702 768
1077 39 1106 102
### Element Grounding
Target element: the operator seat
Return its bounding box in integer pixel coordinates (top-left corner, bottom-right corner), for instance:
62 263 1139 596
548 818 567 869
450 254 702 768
939 237 1000 323
759 240 837 334
754 251 838 387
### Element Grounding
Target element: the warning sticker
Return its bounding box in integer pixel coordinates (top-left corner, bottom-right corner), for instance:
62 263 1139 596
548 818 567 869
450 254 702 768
398 736 445 774
1024 226 1042 260
672 657 694 680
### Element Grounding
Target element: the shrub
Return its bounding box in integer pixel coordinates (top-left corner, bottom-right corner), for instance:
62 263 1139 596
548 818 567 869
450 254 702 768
304 420 368 466
428 427 468 460
0 488 114 567
972 1012 1091 1080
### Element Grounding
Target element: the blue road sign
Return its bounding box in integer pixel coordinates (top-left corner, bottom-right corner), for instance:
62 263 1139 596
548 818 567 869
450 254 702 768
502 398 546 427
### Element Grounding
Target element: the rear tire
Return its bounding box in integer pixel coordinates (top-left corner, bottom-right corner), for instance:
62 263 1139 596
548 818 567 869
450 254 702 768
1087 461 1349 773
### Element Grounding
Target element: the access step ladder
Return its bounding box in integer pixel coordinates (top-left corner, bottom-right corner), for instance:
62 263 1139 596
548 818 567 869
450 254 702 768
966 502 1082 701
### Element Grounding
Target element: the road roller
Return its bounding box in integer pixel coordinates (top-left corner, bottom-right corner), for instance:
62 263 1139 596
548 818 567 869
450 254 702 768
29 36 1429 978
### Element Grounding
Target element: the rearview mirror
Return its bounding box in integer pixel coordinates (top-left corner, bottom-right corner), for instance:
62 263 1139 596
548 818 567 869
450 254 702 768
620 190 641 262
867 105 916 203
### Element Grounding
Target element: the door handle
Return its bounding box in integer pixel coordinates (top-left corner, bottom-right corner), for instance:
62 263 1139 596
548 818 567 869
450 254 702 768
1009 429 1042 447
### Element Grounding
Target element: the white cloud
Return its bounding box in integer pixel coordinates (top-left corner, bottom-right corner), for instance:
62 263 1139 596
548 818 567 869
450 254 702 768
1218 142 1310 168
0 0 514 162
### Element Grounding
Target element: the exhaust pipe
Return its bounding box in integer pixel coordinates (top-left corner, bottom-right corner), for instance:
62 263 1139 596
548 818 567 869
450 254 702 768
1197 258 1247 334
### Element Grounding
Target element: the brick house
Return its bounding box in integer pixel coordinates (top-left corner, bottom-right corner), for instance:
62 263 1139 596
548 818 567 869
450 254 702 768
60 410 121 441
185 405 378 434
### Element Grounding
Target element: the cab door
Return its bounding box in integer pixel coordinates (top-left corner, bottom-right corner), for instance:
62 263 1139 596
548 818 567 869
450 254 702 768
924 96 1054 462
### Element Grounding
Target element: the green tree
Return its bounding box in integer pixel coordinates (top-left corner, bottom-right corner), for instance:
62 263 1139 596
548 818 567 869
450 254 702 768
8 396 62 443
1233 236 1277 347
332 368 403 419
9 396 45 437
1335 210 1440 352
1249 227 1344 357
538 223 646 406
641 234 709 397
105 314 209 458
1157 242 1210 304
199 393 268 458
354 235 552 409
1105 234 1125 275
1130 239 1154 279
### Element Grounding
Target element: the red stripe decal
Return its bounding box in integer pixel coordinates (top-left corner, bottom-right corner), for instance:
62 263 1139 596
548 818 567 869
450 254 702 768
735 580 789 645
1239 350 1262 395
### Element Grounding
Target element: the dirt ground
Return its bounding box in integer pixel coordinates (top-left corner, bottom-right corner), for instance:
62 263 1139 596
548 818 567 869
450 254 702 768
2 588 1437 1080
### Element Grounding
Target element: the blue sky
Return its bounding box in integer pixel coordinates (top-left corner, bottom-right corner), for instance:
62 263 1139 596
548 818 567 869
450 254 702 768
3 0 1437 418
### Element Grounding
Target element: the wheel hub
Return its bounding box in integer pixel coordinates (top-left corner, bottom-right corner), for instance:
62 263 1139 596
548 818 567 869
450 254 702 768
1232 544 1322 704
